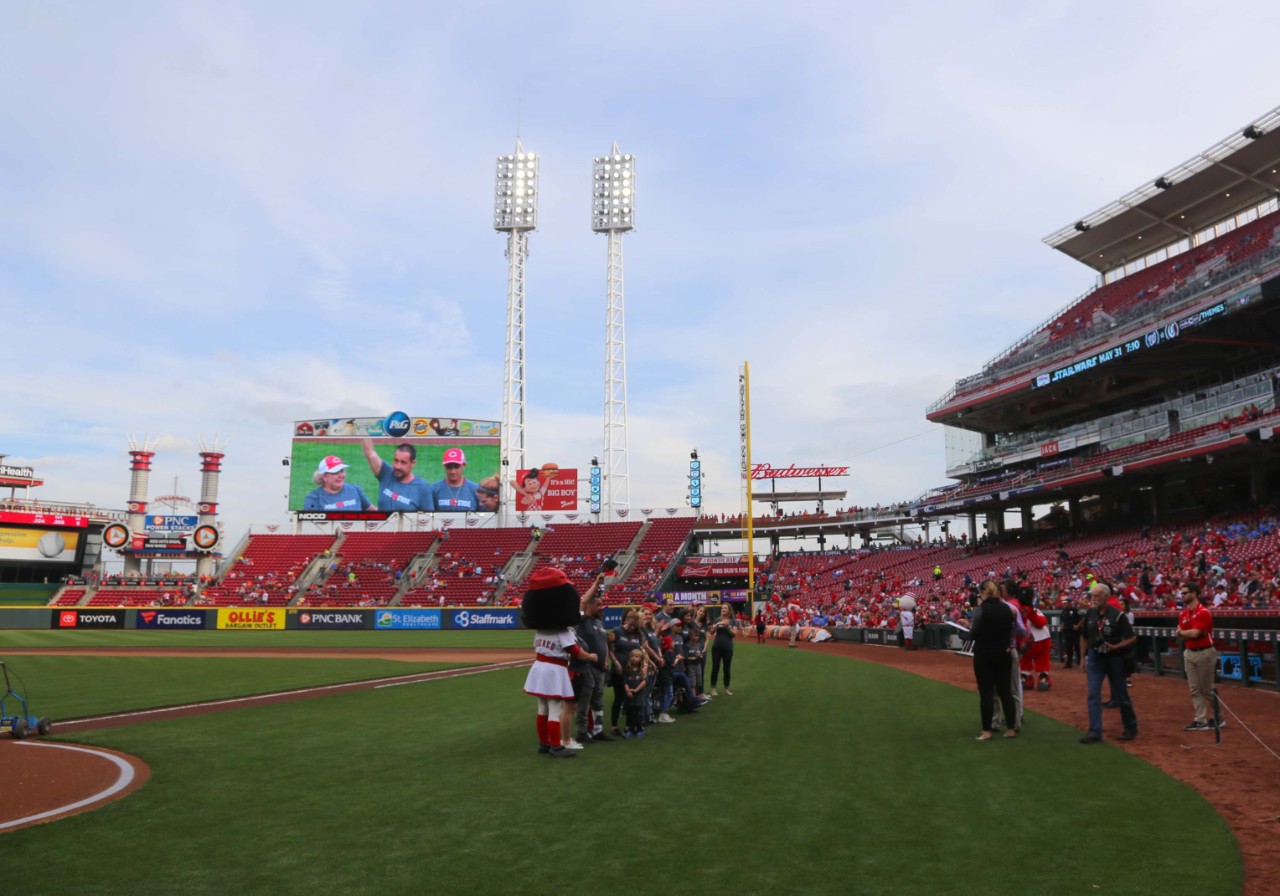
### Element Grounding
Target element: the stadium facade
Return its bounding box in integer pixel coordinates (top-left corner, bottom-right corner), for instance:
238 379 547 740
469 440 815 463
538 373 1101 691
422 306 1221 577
920 105 1280 540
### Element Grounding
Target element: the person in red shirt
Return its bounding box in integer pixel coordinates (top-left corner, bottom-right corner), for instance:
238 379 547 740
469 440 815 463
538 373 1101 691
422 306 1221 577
1176 583 1219 731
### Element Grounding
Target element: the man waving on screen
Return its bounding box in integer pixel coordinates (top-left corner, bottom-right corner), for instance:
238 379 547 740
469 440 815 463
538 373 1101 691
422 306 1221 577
361 439 435 512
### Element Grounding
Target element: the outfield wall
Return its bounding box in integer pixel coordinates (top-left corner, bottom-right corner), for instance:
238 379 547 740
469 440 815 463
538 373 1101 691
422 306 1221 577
0 605 729 633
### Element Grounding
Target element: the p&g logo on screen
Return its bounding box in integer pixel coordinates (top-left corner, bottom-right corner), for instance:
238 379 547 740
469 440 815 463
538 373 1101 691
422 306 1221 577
384 411 411 438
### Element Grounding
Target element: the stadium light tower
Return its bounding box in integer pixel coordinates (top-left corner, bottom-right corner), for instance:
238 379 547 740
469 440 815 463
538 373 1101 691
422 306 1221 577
494 140 538 525
593 143 634 521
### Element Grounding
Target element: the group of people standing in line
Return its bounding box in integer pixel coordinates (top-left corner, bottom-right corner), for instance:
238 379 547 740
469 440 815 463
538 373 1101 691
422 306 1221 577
522 573 738 759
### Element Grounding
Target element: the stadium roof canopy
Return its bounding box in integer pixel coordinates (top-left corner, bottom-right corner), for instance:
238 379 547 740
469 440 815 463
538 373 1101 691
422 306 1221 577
1044 105 1280 273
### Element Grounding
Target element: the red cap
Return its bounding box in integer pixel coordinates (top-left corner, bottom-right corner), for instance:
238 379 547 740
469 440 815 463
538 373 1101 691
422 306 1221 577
528 567 570 591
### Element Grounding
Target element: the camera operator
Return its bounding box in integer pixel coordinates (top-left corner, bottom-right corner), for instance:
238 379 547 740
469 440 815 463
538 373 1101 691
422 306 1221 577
1080 583 1139 744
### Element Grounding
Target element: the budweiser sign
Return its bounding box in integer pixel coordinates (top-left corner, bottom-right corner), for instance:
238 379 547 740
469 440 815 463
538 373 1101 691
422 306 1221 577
749 463 849 480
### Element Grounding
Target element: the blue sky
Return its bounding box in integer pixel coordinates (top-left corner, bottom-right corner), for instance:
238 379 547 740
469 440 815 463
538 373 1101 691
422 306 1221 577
4 0 1280 537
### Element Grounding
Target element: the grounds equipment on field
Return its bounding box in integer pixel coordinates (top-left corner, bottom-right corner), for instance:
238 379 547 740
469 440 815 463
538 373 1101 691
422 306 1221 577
0 661 51 739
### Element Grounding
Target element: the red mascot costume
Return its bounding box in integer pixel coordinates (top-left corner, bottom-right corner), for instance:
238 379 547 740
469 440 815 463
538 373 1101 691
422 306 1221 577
1017 586 1053 691
521 567 592 759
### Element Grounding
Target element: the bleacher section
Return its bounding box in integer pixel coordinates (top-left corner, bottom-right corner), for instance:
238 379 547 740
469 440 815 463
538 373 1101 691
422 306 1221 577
298 531 438 607
601 517 698 605
202 534 336 607
399 527 533 606
50 588 86 607
518 521 644 599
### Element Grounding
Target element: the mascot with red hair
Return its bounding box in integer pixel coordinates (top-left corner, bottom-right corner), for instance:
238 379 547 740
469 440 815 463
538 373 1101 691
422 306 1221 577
521 567 601 759
1016 585 1053 691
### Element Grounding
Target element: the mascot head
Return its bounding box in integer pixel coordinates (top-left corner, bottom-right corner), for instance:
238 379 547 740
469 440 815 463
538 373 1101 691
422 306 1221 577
521 566 582 630
897 593 917 612
1016 584 1035 607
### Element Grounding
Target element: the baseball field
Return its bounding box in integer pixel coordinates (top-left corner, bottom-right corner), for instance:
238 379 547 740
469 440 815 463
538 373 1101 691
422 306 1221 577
0 632 1250 895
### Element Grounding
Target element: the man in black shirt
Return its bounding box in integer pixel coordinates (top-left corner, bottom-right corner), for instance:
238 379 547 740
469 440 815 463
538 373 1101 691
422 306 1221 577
1059 599 1082 669
1080 583 1138 744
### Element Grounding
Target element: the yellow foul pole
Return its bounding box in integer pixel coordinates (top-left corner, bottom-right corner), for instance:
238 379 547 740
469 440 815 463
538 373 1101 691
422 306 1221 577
739 362 754 597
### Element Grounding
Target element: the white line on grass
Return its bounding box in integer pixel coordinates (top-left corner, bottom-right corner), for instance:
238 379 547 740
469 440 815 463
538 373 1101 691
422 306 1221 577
0 743 135 832
65 660 531 726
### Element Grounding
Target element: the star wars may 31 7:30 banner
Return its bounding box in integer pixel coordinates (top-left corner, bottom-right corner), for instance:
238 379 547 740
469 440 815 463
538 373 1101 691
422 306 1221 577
288 413 501 514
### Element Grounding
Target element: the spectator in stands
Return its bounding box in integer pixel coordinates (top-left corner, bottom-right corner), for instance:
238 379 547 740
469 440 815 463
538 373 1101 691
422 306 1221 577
361 439 435 512
303 456 373 511
432 448 482 512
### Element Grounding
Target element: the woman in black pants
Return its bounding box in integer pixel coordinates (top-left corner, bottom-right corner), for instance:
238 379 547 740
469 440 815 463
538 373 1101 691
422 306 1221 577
709 604 736 696
966 580 1018 740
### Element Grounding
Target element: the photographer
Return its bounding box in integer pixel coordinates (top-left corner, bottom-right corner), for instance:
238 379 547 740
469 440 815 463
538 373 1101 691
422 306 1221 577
1080 583 1139 744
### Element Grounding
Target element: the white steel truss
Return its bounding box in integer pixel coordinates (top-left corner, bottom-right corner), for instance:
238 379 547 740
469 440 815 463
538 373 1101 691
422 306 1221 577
603 228 629 519
502 230 528 520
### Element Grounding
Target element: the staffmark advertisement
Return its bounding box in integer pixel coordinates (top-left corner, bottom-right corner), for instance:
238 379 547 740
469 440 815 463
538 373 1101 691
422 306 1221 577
52 609 126 629
450 609 518 630
137 610 209 629
294 610 368 630
217 608 285 630
375 609 442 630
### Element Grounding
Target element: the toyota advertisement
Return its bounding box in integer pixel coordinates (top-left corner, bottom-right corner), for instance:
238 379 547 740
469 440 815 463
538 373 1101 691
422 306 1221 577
289 413 501 516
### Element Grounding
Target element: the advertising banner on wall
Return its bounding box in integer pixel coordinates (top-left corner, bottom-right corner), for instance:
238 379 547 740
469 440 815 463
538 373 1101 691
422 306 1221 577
374 608 443 630
136 609 210 629
289 413 501 515
217 608 286 630
51 609 125 629
512 464 578 511
292 610 369 630
448 608 520 630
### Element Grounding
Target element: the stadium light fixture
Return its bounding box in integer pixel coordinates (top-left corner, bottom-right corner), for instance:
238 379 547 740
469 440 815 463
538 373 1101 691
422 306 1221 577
592 150 635 233
494 146 539 232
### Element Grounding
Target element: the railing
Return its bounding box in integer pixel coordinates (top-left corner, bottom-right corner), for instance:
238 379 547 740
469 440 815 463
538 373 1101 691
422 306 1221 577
929 245 1280 413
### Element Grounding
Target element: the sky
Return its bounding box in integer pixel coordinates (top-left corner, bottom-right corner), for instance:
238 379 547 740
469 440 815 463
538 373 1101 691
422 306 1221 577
3 0 1280 540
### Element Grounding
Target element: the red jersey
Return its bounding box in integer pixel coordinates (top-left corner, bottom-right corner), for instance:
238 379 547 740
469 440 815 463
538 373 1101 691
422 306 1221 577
1177 603 1214 650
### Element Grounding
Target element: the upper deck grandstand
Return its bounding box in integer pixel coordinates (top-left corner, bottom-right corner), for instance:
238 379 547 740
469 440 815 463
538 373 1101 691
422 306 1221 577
919 105 1280 530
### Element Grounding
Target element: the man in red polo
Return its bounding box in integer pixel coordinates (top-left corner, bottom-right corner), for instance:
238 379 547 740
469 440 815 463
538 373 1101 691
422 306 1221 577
1176 583 1219 731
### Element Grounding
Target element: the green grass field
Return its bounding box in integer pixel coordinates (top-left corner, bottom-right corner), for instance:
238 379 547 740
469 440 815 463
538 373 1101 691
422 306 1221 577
0 637 1242 896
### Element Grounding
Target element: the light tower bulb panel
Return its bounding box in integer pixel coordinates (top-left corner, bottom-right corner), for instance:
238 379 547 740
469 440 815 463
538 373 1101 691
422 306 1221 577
592 153 635 232
495 152 539 231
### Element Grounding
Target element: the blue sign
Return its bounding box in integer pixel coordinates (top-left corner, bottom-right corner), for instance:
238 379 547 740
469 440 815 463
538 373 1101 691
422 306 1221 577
145 515 199 531
384 411 411 438
603 607 629 629
136 609 208 629
375 608 442 630
449 609 519 630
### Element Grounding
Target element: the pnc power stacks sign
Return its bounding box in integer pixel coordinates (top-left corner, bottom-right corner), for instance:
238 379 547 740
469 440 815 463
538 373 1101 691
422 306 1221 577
217 608 285 630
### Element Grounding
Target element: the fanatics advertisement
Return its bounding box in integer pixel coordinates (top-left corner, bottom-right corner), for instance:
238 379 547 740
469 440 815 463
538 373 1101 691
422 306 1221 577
217 608 286 630
136 609 209 629
375 608 443 630
0 526 82 564
52 609 126 629
289 413 501 515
